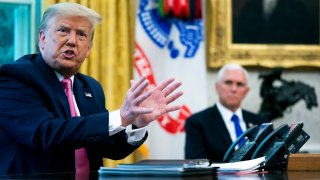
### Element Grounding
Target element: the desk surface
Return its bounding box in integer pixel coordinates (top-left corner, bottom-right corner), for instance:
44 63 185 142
2 171 320 180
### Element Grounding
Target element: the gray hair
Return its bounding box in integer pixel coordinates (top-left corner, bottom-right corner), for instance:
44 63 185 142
37 2 101 48
216 63 249 84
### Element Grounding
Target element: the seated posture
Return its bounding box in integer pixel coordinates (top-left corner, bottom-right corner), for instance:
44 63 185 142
184 63 269 162
0 2 183 175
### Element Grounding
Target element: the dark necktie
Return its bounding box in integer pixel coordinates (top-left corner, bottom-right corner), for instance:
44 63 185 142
61 78 90 173
231 114 245 146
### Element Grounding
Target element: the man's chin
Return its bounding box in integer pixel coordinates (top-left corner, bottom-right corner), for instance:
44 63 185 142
57 66 79 76
225 103 240 110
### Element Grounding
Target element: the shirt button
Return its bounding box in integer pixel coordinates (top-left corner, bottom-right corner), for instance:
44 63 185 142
130 132 135 136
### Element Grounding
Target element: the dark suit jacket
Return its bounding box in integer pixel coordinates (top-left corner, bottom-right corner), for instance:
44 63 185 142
0 54 147 175
184 104 269 162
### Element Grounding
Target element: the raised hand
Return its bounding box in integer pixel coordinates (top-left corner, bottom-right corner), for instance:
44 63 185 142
134 77 183 128
120 76 152 127
120 76 183 128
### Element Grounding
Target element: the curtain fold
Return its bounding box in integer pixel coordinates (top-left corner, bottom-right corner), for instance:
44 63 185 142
42 0 142 167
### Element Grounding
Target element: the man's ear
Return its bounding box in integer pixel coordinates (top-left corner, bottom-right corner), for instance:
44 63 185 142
85 44 92 57
39 31 45 50
215 82 219 92
244 86 249 96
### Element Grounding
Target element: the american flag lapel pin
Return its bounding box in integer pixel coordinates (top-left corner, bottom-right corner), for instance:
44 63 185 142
84 92 92 97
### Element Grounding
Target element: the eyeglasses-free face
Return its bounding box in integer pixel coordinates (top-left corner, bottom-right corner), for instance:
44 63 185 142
39 15 93 77
216 69 249 112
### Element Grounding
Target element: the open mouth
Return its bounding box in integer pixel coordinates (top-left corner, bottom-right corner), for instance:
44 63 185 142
63 50 75 59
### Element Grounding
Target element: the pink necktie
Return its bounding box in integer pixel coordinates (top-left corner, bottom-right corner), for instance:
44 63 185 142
61 78 90 173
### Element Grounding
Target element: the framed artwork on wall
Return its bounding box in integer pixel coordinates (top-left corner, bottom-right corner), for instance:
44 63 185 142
206 0 320 69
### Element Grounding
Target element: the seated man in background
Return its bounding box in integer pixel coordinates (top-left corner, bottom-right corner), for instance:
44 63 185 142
0 2 183 175
184 63 269 162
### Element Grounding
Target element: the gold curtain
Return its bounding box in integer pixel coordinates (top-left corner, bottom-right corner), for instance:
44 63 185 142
42 0 148 167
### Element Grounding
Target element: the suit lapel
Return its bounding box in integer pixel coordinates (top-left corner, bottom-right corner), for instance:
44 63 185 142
33 54 71 118
73 76 100 116
212 105 233 146
242 110 255 129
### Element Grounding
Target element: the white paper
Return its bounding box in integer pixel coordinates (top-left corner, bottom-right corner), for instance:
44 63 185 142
210 156 266 171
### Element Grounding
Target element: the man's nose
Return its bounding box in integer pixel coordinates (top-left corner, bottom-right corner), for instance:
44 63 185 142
66 32 76 47
231 83 238 91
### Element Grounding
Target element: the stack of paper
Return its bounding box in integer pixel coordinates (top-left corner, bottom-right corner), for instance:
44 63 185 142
211 156 266 174
99 159 215 177
98 157 266 177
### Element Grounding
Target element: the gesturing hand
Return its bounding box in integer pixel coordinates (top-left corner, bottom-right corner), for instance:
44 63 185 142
120 76 183 128
134 77 183 127
120 76 152 127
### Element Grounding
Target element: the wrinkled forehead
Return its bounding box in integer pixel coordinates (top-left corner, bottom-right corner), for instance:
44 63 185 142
47 15 93 30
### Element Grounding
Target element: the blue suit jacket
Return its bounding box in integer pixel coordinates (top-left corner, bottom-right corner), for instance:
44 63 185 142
0 54 147 175
184 104 269 162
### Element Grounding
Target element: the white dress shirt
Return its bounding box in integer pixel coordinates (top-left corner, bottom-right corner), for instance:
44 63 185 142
216 101 247 142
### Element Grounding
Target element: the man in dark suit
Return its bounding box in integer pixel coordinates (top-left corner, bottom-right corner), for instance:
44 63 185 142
184 63 269 162
0 2 183 175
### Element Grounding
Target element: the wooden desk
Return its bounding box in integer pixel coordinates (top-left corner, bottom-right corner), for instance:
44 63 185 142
288 154 320 171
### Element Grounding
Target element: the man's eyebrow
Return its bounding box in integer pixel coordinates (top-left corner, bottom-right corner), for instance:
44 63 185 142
77 29 87 32
57 24 89 32
57 24 70 29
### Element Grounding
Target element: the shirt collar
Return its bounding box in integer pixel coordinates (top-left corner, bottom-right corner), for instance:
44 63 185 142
55 71 75 87
216 101 243 123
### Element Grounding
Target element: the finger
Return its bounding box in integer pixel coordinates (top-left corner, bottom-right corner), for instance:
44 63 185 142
131 79 149 98
130 76 146 92
130 80 136 86
162 81 182 97
165 105 182 113
157 78 175 91
132 107 153 114
166 91 183 104
134 91 151 105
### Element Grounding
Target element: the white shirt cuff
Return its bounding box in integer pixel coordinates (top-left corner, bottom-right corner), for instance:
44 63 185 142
109 109 147 145
126 125 147 146
109 110 125 136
